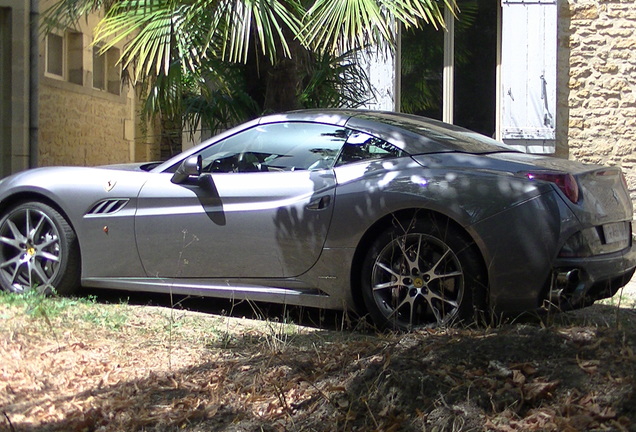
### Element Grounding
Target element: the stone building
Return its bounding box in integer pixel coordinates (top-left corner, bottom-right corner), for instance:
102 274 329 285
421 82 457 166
0 0 160 178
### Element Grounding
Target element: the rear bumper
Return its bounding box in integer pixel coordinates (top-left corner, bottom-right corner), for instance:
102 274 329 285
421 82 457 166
475 189 636 316
544 242 636 310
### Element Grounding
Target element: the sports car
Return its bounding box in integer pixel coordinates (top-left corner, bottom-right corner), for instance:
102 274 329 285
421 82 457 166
1 110 635 329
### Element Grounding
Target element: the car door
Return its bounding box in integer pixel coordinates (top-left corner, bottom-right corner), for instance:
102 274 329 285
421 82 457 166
134 121 349 278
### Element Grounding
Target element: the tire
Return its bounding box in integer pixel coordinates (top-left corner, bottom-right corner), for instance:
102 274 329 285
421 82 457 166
361 217 486 330
0 202 80 295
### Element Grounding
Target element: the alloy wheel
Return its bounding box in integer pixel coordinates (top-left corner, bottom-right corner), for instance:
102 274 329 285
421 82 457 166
370 233 464 328
0 207 62 293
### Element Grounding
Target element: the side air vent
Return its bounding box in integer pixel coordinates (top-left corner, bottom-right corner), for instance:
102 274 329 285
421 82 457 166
87 199 129 215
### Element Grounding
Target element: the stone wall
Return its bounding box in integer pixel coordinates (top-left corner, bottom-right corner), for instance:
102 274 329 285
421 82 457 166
558 0 636 201
36 0 161 168
39 82 133 166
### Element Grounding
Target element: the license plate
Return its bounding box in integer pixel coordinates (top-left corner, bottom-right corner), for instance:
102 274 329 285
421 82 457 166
602 222 629 244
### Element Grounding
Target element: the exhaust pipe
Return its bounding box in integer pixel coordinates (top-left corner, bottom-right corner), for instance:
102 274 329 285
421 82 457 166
556 269 580 288
549 269 581 303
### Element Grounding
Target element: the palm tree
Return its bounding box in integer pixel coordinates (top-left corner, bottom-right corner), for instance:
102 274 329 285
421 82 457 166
44 0 457 154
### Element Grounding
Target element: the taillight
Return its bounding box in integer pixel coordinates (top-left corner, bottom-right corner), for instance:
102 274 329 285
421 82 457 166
523 172 580 203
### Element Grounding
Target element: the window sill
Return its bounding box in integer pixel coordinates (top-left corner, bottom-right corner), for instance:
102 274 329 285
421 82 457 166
42 75 127 104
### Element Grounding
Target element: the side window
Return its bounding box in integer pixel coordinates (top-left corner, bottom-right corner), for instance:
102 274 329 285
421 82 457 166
335 132 403 166
196 122 349 173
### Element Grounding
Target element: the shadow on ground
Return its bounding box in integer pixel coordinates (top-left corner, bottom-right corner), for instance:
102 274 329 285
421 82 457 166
80 287 352 331
3 302 635 432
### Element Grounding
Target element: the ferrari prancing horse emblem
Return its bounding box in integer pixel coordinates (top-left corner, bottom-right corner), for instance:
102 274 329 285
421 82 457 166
104 179 117 192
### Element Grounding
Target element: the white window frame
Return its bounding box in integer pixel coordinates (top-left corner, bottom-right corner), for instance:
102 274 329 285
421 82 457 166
393 6 480 125
45 32 65 79
390 2 557 154
45 30 85 86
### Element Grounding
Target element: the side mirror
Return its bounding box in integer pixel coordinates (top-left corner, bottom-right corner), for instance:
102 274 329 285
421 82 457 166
171 155 202 184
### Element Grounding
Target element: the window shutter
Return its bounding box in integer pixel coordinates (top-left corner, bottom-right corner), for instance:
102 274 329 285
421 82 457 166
500 0 557 153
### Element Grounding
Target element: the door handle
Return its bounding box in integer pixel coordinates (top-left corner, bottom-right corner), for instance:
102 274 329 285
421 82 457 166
306 195 331 210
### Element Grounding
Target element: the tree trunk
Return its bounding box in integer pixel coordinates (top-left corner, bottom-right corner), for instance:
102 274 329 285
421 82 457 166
262 39 309 113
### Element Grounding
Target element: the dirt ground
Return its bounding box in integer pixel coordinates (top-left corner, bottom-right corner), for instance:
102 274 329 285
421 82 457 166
1 289 636 432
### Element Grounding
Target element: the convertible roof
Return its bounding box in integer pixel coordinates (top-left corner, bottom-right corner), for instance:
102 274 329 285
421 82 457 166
271 109 516 155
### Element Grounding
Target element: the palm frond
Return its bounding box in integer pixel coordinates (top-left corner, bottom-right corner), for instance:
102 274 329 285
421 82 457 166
216 0 303 63
302 0 458 55
302 0 391 54
41 0 113 32
300 49 373 108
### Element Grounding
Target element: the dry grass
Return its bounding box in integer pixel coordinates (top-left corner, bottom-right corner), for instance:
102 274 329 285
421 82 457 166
1 292 635 431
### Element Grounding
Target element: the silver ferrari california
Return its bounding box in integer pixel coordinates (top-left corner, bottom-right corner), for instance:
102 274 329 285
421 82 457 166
1 110 634 329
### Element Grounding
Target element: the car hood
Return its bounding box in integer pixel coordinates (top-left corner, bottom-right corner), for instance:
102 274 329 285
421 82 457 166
0 165 152 202
100 162 160 172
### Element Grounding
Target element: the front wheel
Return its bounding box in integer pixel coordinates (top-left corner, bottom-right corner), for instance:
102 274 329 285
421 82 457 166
0 202 80 295
361 218 486 330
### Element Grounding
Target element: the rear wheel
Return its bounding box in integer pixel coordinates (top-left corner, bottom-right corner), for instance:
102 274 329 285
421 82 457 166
0 202 80 295
361 217 486 330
